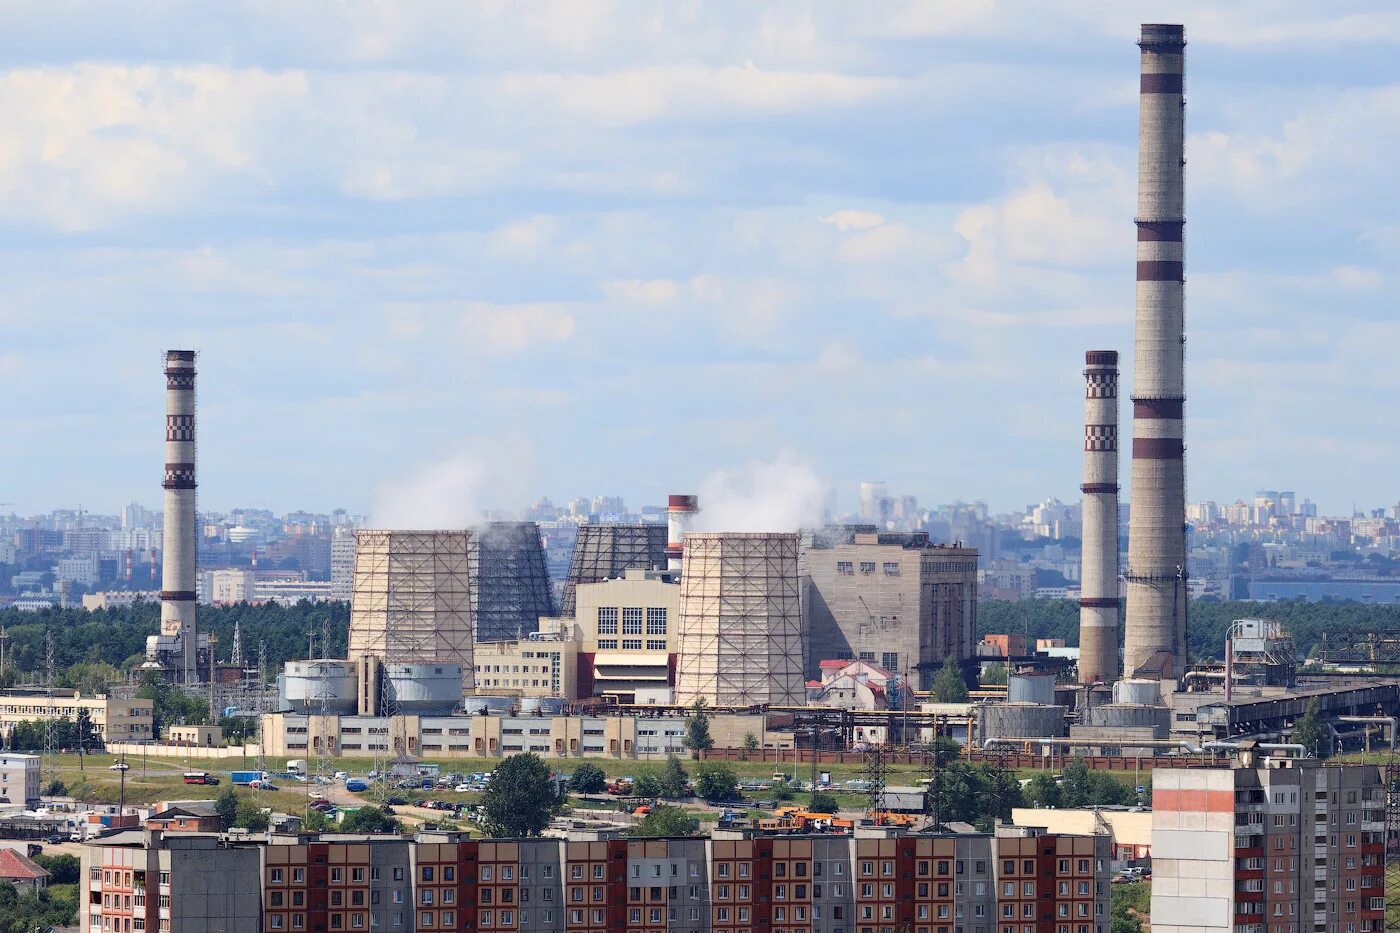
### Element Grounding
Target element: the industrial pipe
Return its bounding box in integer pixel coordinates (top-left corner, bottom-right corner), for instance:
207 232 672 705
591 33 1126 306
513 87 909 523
1201 741 1307 758
1335 716 1399 751
982 737 1204 754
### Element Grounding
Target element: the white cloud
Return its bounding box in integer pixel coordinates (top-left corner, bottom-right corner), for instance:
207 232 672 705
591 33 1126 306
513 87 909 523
463 304 577 353
821 209 885 231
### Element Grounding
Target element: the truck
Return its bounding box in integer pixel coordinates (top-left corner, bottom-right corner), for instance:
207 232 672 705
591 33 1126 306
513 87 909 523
231 771 266 786
345 779 369 793
182 771 219 786
286 759 307 776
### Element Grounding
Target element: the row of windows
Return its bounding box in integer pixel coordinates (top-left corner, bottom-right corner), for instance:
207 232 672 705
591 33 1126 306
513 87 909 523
597 606 669 635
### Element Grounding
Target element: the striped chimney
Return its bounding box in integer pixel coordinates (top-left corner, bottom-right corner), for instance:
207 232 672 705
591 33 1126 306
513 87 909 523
666 495 699 571
161 350 198 683
1078 351 1120 684
1123 24 1189 681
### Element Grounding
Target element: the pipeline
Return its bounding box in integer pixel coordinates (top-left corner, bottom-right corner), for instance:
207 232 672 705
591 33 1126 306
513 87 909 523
983 737 1203 754
1335 715 1398 751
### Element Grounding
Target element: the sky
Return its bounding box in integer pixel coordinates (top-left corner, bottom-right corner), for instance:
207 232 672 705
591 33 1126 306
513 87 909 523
4 1 1398 519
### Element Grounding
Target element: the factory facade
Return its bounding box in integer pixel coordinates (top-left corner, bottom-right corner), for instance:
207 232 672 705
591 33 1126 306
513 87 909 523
84 825 1111 933
803 533 979 690
0 689 155 744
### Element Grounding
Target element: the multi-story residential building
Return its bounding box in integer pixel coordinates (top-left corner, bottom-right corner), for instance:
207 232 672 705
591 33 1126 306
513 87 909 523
804 533 979 689
86 825 1110 933
1151 755 1385 933
0 753 40 807
330 527 355 601
0 689 154 744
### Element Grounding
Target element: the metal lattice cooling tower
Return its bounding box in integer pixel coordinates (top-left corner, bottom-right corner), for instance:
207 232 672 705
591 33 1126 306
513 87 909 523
559 523 668 616
674 532 806 707
474 521 554 642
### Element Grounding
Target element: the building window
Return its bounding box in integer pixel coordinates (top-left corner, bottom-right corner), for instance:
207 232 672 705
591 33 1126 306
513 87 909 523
598 640 617 650
598 608 618 635
859 562 876 574
622 607 643 635
882 652 899 672
883 562 900 576
646 640 666 651
837 561 853 575
622 639 642 650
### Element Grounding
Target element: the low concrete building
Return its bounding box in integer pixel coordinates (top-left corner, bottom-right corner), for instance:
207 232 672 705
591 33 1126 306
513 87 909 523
473 634 580 700
0 753 41 807
1011 806 1152 865
0 689 154 744
167 724 223 746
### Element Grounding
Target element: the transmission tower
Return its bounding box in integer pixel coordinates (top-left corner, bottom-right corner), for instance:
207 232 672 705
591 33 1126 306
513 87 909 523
252 640 268 780
42 631 57 787
863 743 888 825
230 620 243 669
923 745 942 831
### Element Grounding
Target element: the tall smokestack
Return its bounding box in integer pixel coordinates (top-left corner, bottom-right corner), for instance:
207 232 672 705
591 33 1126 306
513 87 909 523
666 495 698 571
1124 24 1188 681
161 350 198 683
1079 351 1120 684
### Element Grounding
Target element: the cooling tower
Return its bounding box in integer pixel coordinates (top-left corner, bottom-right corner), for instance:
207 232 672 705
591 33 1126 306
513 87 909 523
348 530 475 692
674 532 805 706
1078 350 1120 684
559 523 668 616
1124 23 1189 681
474 521 554 642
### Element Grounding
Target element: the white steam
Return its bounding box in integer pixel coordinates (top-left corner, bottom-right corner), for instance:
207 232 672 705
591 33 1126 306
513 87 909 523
371 451 488 529
693 452 830 533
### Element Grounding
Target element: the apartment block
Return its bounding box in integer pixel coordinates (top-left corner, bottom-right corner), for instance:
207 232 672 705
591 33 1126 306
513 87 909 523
1151 757 1385 933
262 834 413 932
803 533 978 690
0 753 41 808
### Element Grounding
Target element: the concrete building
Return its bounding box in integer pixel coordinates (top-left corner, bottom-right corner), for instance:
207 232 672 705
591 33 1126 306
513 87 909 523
575 569 680 704
55 555 100 587
473 634 580 699
83 830 264 933
348 530 476 693
263 832 413 932
200 567 255 604
0 689 154 744
1124 24 1190 681
82 590 159 611
0 753 40 807
1078 350 1121 684
167 724 223 747
1011 807 1151 867
807 658 911 712
803 533 979 690
675 533 805 707
1150 756 1385 933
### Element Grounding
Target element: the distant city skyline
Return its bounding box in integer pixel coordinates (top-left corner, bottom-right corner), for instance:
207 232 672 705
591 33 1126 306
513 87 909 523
6 4 1398 516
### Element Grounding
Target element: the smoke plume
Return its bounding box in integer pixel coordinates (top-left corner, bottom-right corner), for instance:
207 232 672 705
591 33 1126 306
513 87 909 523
693 451 830 533
372 451 488 529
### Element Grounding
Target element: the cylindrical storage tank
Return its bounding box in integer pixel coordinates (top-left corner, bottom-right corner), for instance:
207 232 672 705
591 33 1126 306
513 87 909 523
462 696 493 716
1007 673 1056 706
1082 704 1170 737
1113 679 1161 706
534 696 567 715
282 660 358 715
384 663 464 715
518 696 544 716
978 703 1068 740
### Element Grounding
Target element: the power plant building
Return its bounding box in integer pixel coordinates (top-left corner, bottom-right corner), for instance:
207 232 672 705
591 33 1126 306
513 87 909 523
802 533 978 690
473 521 554 642
347 530 475 692
674 532 805 707
1078 351 1121 684
1124 23 1190 680
559 523 667 616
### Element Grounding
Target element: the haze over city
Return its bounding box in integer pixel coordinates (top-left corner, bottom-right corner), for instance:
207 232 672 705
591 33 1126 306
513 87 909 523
6 1 1398 517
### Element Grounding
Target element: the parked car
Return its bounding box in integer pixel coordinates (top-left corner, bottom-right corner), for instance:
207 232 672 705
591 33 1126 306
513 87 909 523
386 796 408 806
108 762 129 772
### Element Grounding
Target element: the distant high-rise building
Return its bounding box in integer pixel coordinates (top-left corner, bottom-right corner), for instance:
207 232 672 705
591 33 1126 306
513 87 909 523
330 526 355 600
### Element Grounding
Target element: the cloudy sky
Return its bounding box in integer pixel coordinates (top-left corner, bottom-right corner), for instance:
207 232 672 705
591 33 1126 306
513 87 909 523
5 1 1397 518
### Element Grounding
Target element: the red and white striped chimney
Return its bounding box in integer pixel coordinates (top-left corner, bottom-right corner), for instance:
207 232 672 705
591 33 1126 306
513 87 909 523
666 495 699 571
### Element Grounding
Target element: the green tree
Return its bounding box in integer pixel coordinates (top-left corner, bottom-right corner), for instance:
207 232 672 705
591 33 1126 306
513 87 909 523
339 807 400 834
42 778 67 797
808 792 839 814
929 736 961 768
981 663 1009 686
569 763 608 794
214 786 239 831
1293 699 1329 759
660 755 689 798
1023 772 1062 809
930 658 969 703
480 753 560 837
740 733 759 761
631 804 699 837
32 853 80 884
233 797 269 831
683 699 714 757
632 768 663 798
1111 879 1149 932
695 763 738 802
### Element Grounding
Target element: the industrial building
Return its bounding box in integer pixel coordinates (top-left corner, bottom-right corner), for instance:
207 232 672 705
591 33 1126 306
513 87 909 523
1150 754 1385 932
83 824 1111 933
474 521 554 642
573 568 680 704
802 532 978 689
0 689 154 745
559 523 668 616
348 530 476 693
674 532 806 707
1124 23 1190 681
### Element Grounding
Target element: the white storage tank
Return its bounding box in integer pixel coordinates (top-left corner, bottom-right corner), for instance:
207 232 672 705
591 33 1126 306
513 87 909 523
1113 679 1161 706
1007 672 1056 706
384 663 463 715
463 695 516 716
518 697 544 715
282 660 358 715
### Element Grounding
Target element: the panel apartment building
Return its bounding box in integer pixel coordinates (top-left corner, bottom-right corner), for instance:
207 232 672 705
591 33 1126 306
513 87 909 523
804 533 979 689
84 825 1110 933
1151 756 1385 933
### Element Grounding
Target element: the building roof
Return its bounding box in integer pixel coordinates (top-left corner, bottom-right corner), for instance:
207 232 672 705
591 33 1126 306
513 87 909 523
0 848 49 881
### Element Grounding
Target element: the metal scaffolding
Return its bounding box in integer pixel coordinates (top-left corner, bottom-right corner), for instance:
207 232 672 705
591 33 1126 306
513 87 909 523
474 521 554 642
674 533 805 707
348 530 475 691
559 523 667 616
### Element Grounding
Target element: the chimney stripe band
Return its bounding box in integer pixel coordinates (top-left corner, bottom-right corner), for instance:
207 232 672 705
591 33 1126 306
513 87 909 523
1133 399 1184 419
1140 73 1183 93
1079 598 1121 609
1081 483 1119 494
1132 438 1184 459
160 591 197 601
1136 260 1184 281
1136 221 1184 242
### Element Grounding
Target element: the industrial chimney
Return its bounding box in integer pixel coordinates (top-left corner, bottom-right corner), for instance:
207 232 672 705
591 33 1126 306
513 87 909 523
1078 351 1120 684
1123 24 1188 681
666 495 699 572
161 350 198 683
